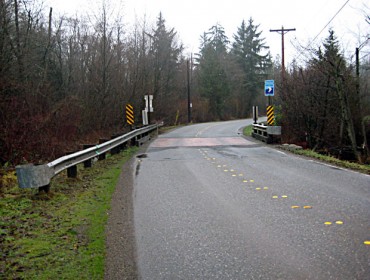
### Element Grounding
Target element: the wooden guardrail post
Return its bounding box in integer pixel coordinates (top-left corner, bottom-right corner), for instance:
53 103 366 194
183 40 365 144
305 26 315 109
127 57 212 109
98 139 108 160
120 141 127 151
38 184 50 193
110 134 121 155
83 144 94 168
66 151 78 178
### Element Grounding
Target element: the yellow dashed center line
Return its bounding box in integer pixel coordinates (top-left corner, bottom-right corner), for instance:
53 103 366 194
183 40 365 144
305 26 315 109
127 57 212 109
201 151 365 246
324 221 344 225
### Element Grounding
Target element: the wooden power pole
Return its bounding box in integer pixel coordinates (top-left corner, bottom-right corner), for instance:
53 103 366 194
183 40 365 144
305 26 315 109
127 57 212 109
270 26 296 82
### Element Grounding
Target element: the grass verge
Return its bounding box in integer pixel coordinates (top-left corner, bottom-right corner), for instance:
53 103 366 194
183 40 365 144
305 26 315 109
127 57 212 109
243 124 370 175
291 149 370 175
1 147 137 279
243 125 253 136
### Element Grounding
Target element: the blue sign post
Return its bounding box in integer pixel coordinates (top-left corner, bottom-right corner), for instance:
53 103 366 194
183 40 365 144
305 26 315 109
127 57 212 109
264 80 274 96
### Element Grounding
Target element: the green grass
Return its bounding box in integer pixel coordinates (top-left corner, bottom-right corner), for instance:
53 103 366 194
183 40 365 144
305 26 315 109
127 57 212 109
0 147 137 279
292 148 370 175
243 124 370 174
243 125 253 136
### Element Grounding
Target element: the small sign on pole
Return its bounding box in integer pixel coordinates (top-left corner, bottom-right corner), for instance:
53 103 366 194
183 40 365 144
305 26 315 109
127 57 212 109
264 80 275 96
126 104 134 125
144 95 154 112
253 106 258 124
142 110 148 126
267 105 274 125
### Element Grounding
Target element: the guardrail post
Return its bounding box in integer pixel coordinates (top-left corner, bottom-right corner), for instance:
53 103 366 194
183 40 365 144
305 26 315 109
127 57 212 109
131 136 136 147
67 165 77 178
83 144 94 168
110 134 120 155
120 142 127 151
98 139 108 160
66 151 78 178
38 184 50 194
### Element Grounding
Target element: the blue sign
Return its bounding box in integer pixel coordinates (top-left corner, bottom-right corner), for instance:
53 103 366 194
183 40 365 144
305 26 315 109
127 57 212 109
264 80 274 96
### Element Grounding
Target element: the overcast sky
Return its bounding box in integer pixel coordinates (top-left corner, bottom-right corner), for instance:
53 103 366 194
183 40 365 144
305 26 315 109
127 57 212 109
46 0 369 65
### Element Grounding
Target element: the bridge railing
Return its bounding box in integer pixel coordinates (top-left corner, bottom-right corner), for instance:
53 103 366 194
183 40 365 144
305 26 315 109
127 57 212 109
252 123 281 144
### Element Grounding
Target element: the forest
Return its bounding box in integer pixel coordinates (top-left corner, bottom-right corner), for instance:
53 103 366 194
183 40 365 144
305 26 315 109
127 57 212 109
0 0 369 165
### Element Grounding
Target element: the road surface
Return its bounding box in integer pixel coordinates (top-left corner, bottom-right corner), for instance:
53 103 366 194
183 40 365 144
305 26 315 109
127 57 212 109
133 119 370 279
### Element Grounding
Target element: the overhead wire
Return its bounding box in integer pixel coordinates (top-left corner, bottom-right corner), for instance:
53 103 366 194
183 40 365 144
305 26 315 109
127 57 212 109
292 0 351 65
310 0 350 44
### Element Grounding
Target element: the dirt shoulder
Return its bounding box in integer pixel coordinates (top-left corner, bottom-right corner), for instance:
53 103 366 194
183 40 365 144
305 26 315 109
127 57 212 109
104 144 149 280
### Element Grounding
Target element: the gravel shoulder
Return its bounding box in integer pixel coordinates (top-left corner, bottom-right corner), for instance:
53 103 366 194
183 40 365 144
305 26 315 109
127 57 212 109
104 144 148 280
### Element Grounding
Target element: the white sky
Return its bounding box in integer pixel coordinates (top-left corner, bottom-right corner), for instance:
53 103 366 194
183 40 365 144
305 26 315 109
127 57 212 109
46 0 369 65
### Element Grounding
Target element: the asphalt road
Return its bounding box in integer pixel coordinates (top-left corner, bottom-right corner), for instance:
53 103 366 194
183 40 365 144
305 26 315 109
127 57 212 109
133 119 370 280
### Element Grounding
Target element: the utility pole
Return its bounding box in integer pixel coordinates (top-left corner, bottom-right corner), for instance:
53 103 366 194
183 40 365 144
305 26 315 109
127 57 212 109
355 38 370 157
270 26 296 82
187 59 191 123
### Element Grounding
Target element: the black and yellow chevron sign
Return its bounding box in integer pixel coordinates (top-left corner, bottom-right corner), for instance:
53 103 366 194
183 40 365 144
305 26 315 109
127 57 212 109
126 104 134 125
267 105 274 125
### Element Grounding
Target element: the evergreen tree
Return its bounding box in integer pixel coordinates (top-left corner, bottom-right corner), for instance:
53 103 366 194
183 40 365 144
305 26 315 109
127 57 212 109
231 18 272 116
318 30 361 161
196 23 231 120
149 12 183 119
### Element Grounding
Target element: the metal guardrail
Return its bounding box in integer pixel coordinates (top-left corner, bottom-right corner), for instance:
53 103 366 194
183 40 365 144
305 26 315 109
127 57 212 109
16 124 160 190
252 123 281 144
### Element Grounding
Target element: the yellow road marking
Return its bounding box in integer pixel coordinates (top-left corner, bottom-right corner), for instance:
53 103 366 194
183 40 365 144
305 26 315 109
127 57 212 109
364 241 370 245
324 222 332 225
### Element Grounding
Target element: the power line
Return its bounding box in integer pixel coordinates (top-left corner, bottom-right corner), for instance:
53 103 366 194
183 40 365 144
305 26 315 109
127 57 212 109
293 0 351 65
311 0 350 44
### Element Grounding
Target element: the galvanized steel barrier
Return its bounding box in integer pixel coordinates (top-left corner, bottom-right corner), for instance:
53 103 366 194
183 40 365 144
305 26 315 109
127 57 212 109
252 123 281 144
16 124 160 191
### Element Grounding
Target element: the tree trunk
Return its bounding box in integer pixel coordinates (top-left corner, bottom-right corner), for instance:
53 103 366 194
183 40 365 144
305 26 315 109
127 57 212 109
14 0 24 80
42 7 53 85
336 77 362 163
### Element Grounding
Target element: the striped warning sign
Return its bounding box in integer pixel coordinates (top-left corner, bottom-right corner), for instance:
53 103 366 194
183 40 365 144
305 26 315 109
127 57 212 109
267 105 274 125
126 104 134 125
